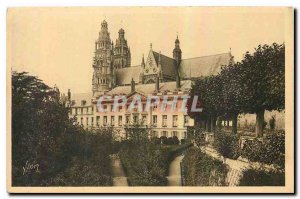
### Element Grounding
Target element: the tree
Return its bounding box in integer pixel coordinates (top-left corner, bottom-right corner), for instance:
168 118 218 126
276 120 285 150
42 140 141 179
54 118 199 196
187 76 224 132
238 43 285 137
219 61 244 134
12 71 115 186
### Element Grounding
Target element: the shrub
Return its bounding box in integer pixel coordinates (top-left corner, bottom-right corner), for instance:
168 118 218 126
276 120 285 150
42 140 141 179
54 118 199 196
188 126 206 147
120 141 192 186
213 131 241 159
166 137 173 145
119 143 167 186
180 139 186 145
172 136 180 145
160 136 168 145
182 147 229 186
239 168 285 186
242 139 263 162
151 137 161 145
241 132 285 168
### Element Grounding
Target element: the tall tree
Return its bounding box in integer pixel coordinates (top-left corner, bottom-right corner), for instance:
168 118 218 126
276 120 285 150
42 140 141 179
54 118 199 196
187 76 223 132
238 43 285 137
219 62 244 134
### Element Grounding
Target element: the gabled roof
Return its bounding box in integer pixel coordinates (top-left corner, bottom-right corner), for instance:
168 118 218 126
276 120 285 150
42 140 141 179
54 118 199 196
115 65 141 85
179 52 232 79
106 80 192 96
152 51 177 79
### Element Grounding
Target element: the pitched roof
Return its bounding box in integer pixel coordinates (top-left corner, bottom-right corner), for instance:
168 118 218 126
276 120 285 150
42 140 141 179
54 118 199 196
71 92 93 106
179 52 232 79
106 80 192 96
115 65 141 85
152 51 177 79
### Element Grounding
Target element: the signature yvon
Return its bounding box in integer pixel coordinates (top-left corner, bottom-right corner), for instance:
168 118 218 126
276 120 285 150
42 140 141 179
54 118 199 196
23 160 39 175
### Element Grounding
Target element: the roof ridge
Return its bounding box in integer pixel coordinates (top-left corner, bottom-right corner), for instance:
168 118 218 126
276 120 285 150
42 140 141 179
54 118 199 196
116 65 140 70
181 52 230 61
152 50 175 61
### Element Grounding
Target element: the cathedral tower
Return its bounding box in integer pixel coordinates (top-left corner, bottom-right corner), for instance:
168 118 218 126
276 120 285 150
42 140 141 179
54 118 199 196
92 20 115 96
113 28 131 68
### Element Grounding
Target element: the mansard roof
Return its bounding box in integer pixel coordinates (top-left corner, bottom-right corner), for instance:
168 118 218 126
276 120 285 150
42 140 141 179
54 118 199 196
152 51 177 79
115 65 141 86
179 52 232 79
106 80 192 96
71 92 93 106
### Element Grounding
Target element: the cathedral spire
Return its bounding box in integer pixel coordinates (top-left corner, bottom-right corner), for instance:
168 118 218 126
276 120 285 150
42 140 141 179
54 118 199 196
173 35 182 65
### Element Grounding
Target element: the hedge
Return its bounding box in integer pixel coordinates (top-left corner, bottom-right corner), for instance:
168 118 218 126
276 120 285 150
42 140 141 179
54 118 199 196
239 168 285 186
213 131 241 160
119 142 191 186
241 132 285 169
182 147 229 186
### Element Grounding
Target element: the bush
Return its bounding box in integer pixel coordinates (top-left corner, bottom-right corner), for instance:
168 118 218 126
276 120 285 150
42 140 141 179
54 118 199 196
119 143 167 186
160 136 168 145
180 139 186 145
187 126 206 147
239 168 285 186
172 136 180 145
213 131 241 159
182 147 229 186
242 132 285 168
151 137 161 145
119 141 192 186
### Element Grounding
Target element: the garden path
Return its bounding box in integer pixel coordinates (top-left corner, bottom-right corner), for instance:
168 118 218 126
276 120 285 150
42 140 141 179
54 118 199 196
111 154 128 186
167 155 184 186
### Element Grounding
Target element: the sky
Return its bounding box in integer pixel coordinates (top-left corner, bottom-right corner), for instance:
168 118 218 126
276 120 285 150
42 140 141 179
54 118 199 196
7 7 287 94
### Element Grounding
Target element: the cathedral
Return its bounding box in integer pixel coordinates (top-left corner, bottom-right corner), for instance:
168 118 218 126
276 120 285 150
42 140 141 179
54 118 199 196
67 20 233 140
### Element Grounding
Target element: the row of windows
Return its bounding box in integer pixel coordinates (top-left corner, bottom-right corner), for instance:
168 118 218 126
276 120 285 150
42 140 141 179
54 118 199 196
95 104 184 113
77 114 189 127
72 107 93 115
150 131 187 139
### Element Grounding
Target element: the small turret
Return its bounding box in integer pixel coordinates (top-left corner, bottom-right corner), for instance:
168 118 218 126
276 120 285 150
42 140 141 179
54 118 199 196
173 35 182 65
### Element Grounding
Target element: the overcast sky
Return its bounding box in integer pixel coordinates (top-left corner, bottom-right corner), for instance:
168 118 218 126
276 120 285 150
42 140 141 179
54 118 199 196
8 7 287 93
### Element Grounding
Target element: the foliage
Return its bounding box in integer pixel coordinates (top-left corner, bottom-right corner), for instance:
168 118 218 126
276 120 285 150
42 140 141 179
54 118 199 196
119 142 167 186
187 126 206 147
12 72 114 186
180 139 186 145
160 136 168 145
238 44 285 136
182 147 229 186
239 168 285 186
186 43 285 136
213 131 241 159
119 134 191 186
241 132 285 169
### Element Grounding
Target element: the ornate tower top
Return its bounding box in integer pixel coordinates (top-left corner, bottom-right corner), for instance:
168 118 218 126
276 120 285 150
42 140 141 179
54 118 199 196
173 35 182 65
113 28 131 68
92 20 114 96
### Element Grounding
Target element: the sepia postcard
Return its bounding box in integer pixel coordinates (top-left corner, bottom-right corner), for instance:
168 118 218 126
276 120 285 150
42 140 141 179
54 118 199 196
6 7 294 193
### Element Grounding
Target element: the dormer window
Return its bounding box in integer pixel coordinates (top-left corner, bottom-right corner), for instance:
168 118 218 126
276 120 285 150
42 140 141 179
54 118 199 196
81 100 86 106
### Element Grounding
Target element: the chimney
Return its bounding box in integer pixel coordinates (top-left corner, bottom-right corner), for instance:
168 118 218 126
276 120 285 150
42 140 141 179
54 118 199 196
176 73 181 89
131 78 135 92
155 75 160 91
67 89 71 101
